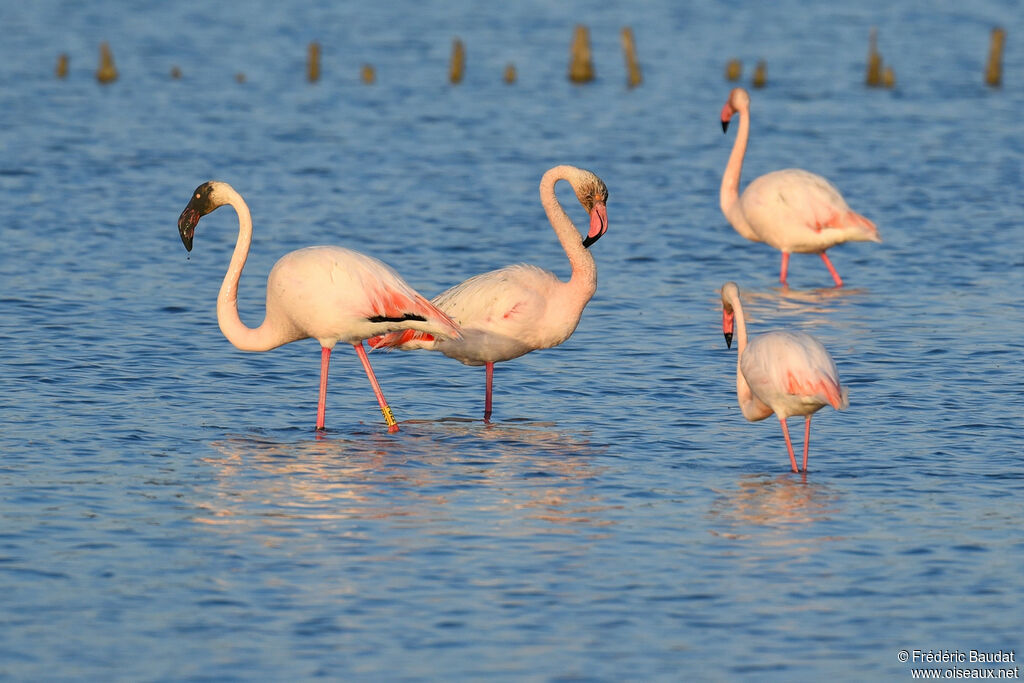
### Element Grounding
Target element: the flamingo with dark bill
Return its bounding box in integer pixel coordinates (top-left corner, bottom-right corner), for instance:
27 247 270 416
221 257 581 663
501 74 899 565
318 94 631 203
176 180 461 432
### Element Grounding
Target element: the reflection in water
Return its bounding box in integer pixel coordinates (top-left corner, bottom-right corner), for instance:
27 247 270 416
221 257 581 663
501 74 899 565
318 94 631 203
707 473 841 546
193 420 613 534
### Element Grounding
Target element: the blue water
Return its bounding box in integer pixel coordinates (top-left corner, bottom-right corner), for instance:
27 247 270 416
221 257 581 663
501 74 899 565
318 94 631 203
2 1 1023 680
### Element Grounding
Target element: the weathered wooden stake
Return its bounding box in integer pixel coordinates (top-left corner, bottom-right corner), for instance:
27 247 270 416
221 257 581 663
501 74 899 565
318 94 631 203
725 58 742 81
621 27 642 88
307 41 321 82
449 38 465 84
986 27 1006 87
96 42 118 84
882 65 895 88
569 24 594 83
866 28 882 87
752 60 766 88
56 53 69 79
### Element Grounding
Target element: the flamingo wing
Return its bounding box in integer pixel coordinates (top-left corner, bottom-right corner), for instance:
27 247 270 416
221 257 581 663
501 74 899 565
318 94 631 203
741 330 847 417
741 169 875 236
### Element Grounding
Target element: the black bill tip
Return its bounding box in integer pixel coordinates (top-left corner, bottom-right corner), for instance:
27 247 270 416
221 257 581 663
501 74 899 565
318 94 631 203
178 206 199 252
724 331 733 349
721 119 730 133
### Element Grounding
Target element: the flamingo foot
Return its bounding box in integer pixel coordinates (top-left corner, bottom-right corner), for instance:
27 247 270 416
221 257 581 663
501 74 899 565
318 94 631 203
353 342 400 433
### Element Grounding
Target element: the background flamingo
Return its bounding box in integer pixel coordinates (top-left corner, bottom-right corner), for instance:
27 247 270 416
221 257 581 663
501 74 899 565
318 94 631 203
176 180 461 432
719 281 849 472
370 165 608 422
720 87 881 287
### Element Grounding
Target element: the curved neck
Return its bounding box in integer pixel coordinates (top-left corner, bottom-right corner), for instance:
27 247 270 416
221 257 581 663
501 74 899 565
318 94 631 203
720 107 759 241
539 166 597 298
726 290 770 420
215 188 281 351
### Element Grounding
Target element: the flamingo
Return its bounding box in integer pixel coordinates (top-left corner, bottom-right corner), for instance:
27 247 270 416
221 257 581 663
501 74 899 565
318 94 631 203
176 180 461 432
720 87 881 287
369 165 608 422
719 281 849 473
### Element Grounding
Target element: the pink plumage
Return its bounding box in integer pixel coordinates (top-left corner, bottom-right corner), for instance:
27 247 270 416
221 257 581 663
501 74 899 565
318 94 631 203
720 282 849 473
720 88 881 287
177 181 460 432
370 165 609 422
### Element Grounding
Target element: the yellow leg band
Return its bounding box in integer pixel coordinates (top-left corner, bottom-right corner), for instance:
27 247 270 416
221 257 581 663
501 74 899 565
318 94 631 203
380 404 397 427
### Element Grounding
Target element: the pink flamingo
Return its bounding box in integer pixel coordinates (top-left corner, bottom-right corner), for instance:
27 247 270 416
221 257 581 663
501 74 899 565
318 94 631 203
176 181 461 432
370 165 608 422
720 281 849 473
720 87 881 287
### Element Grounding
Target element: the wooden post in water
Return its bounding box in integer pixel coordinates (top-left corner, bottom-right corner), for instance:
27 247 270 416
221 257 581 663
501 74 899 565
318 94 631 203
96 42 118 84
752 60 766 88
56 53 69 79
449 38 465 84
882 65 895 88
504 63 517 84
361 64 376 84
725 58 742 82
569 25 594 83
621 27 642 88
986 27 1006 87
307 41 321 82
866 27 882 87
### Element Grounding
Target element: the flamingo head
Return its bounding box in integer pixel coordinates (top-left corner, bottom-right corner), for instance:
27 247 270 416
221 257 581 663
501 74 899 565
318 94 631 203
720 87 750 133
177 181 224 252
720 281 740 348
574 171 609 248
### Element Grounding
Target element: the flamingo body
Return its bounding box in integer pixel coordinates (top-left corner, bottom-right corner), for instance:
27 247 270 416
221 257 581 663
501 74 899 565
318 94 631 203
720 282 848 472
720 88 880 287
177 181 460 431
370 165 609 421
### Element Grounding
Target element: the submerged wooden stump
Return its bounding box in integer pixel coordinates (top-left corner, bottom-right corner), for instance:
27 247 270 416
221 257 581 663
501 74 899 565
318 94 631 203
449 38 465 84
725 58 742 82
986 27 1006 87
96 42 118 84
569 25 594 83
307 42 321 83
752 60 766 88
866 28 882 87
882 65 895 88
621 27 642 88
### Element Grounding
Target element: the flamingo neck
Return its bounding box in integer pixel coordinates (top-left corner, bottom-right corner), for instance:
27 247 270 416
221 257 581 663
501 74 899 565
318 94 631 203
720 107 759 242
727 290 762 420
215 188 281 352
539 166 597 302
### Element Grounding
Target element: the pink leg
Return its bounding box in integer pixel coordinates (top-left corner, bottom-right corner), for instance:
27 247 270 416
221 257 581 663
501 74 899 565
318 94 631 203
802 415 811 473
483 362 494 423
778 418 800 473
353 342 399 433
820 252 843 288
316 346 331 431
779 252 790 284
